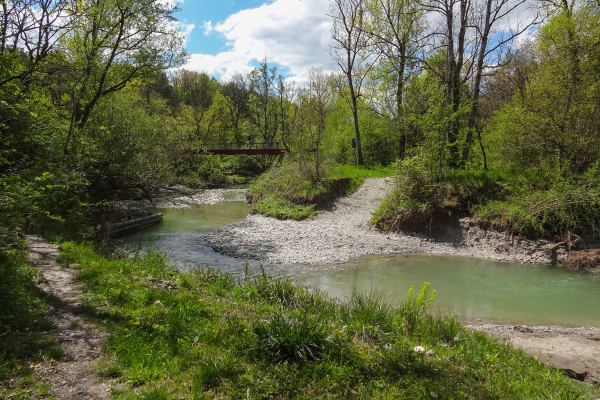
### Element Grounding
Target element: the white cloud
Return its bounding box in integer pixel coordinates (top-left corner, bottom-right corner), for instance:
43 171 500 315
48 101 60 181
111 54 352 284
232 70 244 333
182 0 332 84
203 20 214 35
171 20 195 44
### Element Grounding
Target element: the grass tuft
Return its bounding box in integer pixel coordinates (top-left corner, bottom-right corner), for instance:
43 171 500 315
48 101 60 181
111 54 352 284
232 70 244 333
251 313 331 364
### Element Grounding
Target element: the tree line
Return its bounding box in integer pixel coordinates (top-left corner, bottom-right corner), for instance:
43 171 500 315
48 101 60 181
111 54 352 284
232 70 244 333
1 0 600 243
330 0 600 179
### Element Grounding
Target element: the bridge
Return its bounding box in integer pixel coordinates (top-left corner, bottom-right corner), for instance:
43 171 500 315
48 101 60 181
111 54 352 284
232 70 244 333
200 142 286 155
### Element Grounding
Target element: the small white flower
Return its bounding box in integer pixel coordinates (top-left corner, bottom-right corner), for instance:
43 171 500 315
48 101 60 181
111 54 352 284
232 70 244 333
413 346 426 353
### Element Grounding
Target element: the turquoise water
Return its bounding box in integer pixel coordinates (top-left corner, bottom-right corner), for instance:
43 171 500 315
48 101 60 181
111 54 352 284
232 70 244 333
285 254 600 327
116 193 600 327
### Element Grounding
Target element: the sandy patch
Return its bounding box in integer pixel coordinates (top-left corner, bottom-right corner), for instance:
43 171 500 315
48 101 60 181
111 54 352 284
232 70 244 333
470 324 600 383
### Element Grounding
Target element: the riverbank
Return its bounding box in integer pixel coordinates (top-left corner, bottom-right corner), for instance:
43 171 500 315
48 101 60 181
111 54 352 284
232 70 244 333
205 178 568 265
46 242 600 398
204 178 600 384
469 324 600 384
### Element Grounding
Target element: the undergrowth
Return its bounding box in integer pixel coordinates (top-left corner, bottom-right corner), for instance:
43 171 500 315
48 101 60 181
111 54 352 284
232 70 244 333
48 242 598 399
373 157 600 239
249 163 392 220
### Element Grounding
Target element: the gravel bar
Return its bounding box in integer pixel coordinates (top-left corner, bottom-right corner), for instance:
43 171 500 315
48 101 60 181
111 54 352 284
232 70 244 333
205 178 560 265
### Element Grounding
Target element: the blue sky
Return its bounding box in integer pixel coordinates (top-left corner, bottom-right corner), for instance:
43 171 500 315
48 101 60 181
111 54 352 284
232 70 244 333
172 0 333 83
170 0 537 84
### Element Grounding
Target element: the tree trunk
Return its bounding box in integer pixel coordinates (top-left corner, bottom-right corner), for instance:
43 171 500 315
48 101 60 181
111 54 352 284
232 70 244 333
348 74 364 165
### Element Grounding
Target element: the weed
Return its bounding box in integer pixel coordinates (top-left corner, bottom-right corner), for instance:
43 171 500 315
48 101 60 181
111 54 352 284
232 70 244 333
192 357 236 392
141 387 170 400
344 291 392 332
96 357 123 378
251 313 331 363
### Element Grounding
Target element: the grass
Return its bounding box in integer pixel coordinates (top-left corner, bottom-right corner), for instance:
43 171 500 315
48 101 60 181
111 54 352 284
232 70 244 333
329 164 393 193
0 246 64 399
40 242 600 399
251 199 317 220
249 163 393 220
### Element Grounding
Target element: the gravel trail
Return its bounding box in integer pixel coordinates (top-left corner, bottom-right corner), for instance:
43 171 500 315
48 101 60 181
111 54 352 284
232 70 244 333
205 178 558 265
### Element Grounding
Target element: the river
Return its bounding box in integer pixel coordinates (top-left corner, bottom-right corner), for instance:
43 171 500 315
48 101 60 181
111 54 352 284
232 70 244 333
115 189 600 328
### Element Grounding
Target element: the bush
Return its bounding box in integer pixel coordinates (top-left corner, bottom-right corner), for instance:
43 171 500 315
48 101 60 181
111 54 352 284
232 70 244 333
372 157 505 233
474 179 600 238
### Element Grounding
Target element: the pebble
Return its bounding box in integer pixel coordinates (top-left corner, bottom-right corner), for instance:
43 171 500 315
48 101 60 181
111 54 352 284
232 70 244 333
205 178 560 266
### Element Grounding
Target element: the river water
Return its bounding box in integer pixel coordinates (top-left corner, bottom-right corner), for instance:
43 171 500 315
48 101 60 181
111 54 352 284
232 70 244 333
115 190 600 327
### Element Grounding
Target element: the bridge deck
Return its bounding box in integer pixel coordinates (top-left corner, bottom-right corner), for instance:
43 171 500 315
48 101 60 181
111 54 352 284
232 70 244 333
200 143 285 155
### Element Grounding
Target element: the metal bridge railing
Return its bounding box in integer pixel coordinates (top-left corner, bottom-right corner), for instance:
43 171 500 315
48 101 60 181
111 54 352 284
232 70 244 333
201 142 284 151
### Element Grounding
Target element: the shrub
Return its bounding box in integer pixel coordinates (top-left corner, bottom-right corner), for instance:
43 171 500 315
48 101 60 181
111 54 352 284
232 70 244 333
474 179 600 238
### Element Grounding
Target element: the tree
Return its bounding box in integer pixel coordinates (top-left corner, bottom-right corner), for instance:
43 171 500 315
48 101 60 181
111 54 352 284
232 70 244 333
292 69 333 180
0 0 72 88
417 0 537 167
275 75 295 152
173 70 219 141
330 0 377 165
460 0 539 166
54 0 187 157
248 59 279 145
364 0 424 159
221 72 250 144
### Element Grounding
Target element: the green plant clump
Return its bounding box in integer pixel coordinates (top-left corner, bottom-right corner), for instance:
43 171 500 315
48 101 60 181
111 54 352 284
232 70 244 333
249 163 392 220
41 242 598 399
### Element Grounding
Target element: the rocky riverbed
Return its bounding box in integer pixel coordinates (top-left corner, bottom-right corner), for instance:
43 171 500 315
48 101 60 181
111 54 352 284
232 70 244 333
205 178 564 266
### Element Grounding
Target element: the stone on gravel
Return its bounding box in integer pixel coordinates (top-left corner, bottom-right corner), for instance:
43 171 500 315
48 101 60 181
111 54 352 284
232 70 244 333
205 178 561 266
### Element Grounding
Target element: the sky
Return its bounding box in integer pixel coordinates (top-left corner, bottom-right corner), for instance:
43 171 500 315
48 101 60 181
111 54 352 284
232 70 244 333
173 0 333 84
171 0 539 85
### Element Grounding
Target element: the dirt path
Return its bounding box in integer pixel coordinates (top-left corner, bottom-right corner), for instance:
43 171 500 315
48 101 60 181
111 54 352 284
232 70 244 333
27 236 109 399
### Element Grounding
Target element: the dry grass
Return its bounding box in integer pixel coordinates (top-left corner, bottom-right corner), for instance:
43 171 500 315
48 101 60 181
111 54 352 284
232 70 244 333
566 249 600 269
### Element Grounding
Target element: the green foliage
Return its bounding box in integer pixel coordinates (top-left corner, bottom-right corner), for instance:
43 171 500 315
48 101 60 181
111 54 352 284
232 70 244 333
249 162 392 220
474 178 600 238
329 164 392 192
251 313 331 364
247 161 328 220
372 157 504 232
251 199 317 220
49 243 598 399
